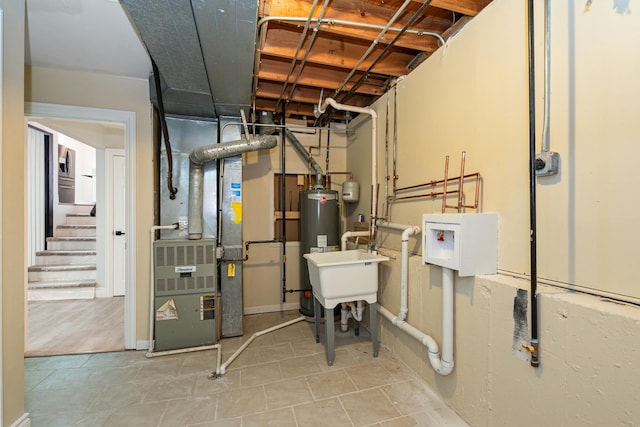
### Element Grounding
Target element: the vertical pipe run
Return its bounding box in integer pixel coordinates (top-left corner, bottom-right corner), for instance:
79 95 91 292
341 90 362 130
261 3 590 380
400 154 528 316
393 86 398 195
527 0 540 368
457 152 466 211
441 267 454 369
542 0 551 153
281 104 288 303
442 155 450 213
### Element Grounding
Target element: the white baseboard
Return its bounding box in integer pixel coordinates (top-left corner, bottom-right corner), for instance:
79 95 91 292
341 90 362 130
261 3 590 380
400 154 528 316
136 340 149 351
244 302 299 315
10 413 31 427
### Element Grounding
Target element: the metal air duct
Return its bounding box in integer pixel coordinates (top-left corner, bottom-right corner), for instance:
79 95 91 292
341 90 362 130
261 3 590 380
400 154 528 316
284 129 324 186
121 0 258 119
188 135 277 239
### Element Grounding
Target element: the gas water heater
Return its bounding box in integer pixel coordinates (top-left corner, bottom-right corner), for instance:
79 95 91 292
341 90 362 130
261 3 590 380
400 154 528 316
299 188 340 316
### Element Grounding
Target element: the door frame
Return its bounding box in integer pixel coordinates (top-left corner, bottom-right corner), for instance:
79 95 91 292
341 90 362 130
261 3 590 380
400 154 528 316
0 8 4 423
24 102 138 349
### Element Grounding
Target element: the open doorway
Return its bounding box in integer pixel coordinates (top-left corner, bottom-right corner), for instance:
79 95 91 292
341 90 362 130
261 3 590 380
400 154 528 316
25 102 138 354
26 121 125 356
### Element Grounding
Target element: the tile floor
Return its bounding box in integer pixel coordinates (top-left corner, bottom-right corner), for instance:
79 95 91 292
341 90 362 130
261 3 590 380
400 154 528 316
25 310 469 427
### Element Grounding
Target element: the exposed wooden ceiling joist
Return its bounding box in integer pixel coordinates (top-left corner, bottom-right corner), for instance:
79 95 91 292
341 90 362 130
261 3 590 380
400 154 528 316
255 0 494 123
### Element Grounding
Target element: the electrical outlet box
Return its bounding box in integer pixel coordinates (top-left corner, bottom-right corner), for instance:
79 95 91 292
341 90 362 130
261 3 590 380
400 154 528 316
422 213 498 276
535 151 559 176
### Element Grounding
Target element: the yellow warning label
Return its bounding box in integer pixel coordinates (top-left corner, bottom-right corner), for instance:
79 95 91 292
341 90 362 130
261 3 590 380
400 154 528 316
231 201 242 224
227 263 236 277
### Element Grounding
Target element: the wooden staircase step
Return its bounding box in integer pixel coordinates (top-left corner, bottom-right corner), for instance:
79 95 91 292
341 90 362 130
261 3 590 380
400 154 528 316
27 280 97 301
55 225 96 237
28 280 97 290
65 213 96 225
47 237 96 250
36 250 96 256
35 250 96 265
28 264 96 282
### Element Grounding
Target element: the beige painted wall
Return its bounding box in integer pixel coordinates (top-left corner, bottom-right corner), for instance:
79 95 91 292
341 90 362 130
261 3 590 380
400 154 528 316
359 0 640 302
242 127 348 311
26 66 154 345
1 1 26 424
347 0 640 425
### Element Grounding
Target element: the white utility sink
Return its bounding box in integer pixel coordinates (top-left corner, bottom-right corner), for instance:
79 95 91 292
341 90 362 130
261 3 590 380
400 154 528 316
304 249 389 308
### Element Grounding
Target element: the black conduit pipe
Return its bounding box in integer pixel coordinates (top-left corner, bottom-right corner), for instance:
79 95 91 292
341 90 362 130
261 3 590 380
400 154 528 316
151 59 178 200
527 0 540 368
281 104 288 303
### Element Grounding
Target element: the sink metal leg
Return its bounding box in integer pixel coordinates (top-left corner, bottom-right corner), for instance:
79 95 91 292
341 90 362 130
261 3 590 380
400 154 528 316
314 298 321 343
325 306 335 366
370 302 379 358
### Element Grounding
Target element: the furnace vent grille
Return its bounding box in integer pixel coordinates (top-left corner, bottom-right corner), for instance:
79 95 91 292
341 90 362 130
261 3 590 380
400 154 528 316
153 239 216 296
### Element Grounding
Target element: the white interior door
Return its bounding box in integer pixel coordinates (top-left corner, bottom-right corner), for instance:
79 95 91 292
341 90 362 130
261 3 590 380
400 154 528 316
112 153 126 296
27 126 46 267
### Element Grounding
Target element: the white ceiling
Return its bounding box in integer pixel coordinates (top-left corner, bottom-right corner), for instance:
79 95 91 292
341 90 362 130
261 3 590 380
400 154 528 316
25 0 152 79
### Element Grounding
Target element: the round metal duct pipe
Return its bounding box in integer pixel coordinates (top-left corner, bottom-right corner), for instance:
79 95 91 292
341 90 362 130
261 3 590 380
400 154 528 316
188 135 277 239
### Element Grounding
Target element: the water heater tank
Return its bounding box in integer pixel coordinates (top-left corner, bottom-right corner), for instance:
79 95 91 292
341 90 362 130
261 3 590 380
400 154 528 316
342 180 360 203
299 188 340 317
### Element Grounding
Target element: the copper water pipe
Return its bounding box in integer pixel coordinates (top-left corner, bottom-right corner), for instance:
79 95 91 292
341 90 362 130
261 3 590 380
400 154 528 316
395 172 480 192
457 151 466 210
442 155 450 213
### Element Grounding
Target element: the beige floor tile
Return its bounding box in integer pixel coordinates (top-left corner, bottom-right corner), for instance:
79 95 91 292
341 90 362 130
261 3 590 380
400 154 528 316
381 380 442 415
29 408 113 427
264 377 313 409
215 385 267 419
194 370 241 396
379 357 418 381
103 401 168 427
306 369 357 400
24 311 466 427
290 338 324 357
380 414 432 427
279 354 323 379
179 351 220 376
26 385 103 416
340 388 401 427
29 367 92 391
222 346 260 368
293 397 353 427
24 354 92 371
185 419 241 427
240 361 283 387
144 375 198 403
81 350 148 368
315 348 359 371
257 342 295 363
135 357 183 381
89 381 148 411
159 395 217 426
345 361 395 390
242 407 297 427
24 368 54 393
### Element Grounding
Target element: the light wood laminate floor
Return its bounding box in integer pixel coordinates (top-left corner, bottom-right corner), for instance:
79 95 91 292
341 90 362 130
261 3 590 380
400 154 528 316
26 297 125 357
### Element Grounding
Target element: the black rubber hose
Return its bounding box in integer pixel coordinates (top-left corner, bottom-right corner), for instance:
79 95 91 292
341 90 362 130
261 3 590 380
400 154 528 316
151 59 178 200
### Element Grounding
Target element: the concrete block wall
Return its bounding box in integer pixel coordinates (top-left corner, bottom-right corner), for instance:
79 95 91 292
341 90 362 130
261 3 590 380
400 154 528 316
377 250 640 426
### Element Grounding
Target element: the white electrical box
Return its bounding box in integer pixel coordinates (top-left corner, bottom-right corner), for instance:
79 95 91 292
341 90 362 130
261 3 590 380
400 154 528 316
422 213 498 276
